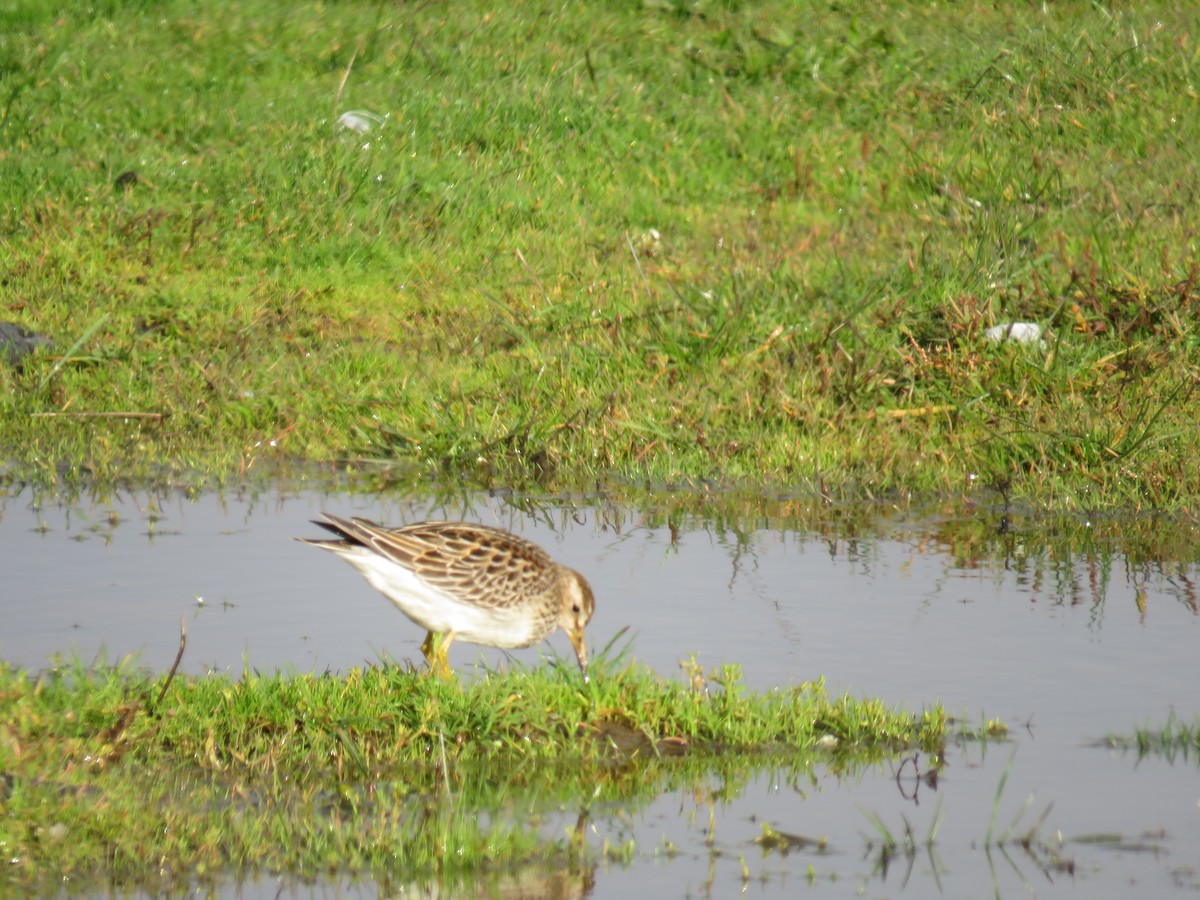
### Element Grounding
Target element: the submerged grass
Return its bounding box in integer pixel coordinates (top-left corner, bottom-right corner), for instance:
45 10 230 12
2 0 1200 507
1103 713 1200 764
0 655 950 891
850 750 1070 891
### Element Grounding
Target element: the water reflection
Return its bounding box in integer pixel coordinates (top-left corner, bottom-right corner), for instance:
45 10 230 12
2 481 1198 898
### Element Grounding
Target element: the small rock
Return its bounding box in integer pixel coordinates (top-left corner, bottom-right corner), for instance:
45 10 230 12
0 322 53 367
984 322 1044 347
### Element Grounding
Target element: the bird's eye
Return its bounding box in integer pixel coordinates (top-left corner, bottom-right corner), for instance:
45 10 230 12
572 603 581 614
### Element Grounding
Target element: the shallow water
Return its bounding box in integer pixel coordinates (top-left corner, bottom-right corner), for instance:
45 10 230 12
3 484 1198 897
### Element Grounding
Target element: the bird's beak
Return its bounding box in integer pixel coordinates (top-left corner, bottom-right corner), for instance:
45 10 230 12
569 628 589 684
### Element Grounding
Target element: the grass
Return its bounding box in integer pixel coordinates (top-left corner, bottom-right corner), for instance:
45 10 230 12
1103 713 1200 763
1 0 1199 507
853 759 1072 891
0 654 952 892
751 745 1079 893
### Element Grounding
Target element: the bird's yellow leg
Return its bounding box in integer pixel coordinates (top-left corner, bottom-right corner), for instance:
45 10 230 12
421 631 438 662
421 631 457 679
435 631 458 679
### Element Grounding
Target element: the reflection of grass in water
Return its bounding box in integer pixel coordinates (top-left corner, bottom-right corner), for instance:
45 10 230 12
1103 712 1200 764
0 649 954 892
763 722 1190 893
843 749 1070 892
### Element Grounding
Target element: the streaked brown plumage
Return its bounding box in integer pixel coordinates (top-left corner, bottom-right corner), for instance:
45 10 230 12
297 514 595 679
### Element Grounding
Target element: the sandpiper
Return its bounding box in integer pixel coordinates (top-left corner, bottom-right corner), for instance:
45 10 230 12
298 514 594 679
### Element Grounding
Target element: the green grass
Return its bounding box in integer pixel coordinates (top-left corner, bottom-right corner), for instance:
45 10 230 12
0 655 951 891
3 0 1200 507
1103 713 1200 763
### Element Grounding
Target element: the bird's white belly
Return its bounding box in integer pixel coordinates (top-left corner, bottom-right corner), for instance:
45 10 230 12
339 548 539 648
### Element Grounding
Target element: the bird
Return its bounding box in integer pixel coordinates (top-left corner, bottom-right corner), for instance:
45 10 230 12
297 514 595 680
